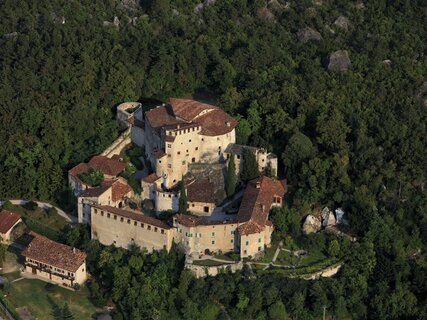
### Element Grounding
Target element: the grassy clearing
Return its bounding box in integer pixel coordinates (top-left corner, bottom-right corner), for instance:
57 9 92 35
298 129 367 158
258 244 278 263
213 252 239 262
7 279 101 320
275 250 297 266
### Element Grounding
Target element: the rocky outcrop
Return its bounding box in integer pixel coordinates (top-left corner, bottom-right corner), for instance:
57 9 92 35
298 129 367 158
335 208 345 224
334 16 350 31
303 215 322 234
323 211 336 227
297 27 322 43
103 16 120 28
327 50 351 71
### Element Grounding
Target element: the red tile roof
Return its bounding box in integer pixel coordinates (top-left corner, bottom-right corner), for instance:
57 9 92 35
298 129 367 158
69 155 126 179
111 181 132 202
93 205 171 229
22 233 86 272
187 178 215 204
236 176 287 235
145 99 237 137
79 180 114 198
88 155 126 176
142 173 161 183
0 210 22 233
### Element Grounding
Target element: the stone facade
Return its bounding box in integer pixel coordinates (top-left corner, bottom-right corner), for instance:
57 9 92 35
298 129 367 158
90 205 174 252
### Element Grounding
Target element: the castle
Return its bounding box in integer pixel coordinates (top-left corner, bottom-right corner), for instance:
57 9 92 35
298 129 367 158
69 98 284 259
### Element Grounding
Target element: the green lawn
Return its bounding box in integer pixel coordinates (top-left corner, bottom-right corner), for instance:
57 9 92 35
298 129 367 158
7 279 101 320
298 250 327 267
275 250 298 266
213 252 238 262
258 244 278 263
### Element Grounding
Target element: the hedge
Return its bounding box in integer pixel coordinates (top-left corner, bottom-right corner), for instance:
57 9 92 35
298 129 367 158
23 217 60 242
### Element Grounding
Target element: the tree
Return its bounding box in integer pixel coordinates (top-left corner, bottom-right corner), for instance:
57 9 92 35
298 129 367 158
62 303 74 320
268 300 288 320
179 178 188 214
241 148 259 183
327 239 340 258
226 154 237 198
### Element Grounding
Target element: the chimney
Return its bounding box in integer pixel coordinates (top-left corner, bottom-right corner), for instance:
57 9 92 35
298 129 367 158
226 121 231 127
260 203 265 212
256 181 261 189
72 248 76 254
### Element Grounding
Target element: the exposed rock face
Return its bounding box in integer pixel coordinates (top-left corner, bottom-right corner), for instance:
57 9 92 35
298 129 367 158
113 16 120 27
327 50 351 71
416 81 427 107
320 207 331 220
382 59 392 66
297 27 322 43
335 208 345 224
195 0 217 13
103 16 120 28
334 16 350 31
323 211 336 227
303 215 322 234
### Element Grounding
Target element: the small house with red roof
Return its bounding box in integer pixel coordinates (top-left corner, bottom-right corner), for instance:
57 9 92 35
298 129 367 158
0 209 23 244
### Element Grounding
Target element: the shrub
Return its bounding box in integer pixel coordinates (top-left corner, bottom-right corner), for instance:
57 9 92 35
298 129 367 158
78 170 104 187
24 201 38 211
46 207 58 217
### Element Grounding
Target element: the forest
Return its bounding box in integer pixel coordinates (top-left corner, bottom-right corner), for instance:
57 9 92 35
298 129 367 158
0 0 426 318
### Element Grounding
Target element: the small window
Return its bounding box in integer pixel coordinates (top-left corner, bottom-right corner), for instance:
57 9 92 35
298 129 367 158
201 138 204 141
168 164 172 168
101 211 104 216
114 215 117 220
231 231 235 235
258 238 261 243
167 144 171 148
134 221 137 226
131 238 134 241
212 240 215 245
231 239 234 243
169 194 171 198
177 151 181 155
258 246 262 251
192 203 195 207
244 250 247 254
148 225 151 230
141 223 144 228
204 206 209 213
120 217 124 222
237 155 240 159
189 139 191 142
211 232 215 237
186 149 189 153
94 209 98 214
161 229 164 234
127 219 131 224
246 241 249 246
107 213 110 218
154 227 158 232
195 147 198 151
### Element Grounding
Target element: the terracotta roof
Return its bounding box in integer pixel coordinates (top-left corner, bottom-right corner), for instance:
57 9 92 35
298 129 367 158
145 99 237 137
0 210 22 233
111 181 132 201
236 176 287 235
169 98 216 121
187 178 215 203
154 149 166 159
69 156 126 179
22 233 86 272
93 205 171 229
79 180 114 198
142 173 161 184
145 104 183 130
68 163 90 179
88 155 126 176
175 214 236 227
195 108 238 136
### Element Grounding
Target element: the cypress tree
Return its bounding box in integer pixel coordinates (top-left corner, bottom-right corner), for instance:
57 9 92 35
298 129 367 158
226 154 237 198
241 148 260 183
62 303 74 320
179 177 188 214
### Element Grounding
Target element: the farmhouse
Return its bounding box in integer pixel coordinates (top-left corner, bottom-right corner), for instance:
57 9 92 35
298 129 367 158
21 233 87 288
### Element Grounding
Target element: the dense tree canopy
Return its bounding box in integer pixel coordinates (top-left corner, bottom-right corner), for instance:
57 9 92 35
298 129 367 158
0 0 426 319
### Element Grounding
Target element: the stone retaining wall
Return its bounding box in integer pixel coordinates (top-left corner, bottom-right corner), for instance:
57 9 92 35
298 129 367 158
101 128 131 158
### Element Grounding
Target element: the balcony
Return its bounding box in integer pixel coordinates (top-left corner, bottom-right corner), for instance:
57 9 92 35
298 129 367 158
25 262 75 280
